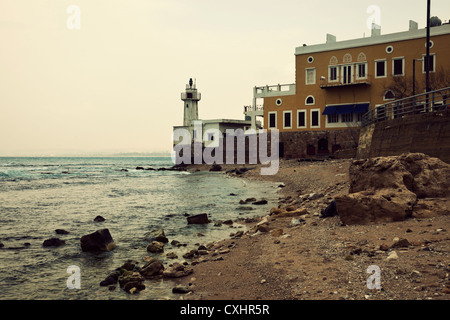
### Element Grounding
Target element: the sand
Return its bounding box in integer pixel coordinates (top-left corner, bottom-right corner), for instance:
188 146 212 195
174 159 450 300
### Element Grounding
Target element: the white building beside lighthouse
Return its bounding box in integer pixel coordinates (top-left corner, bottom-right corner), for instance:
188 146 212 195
173 78 254 150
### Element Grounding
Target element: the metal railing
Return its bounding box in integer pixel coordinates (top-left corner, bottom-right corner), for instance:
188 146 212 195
320 74 373 89
361 87 450 127
244 104 264 113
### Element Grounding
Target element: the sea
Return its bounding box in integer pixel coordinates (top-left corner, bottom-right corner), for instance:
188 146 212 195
0 156 280 300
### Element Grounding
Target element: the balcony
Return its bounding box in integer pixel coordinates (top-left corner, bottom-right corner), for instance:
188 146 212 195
244 104 264 114
254 83 296 98
320 75 372 89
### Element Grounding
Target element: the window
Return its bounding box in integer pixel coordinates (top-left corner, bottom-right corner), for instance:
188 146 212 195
422 54 436 73
384 90 395 101
305 95 315 105
283 111 292 129
327 114 339 123
375 59 386 78
393 58 404 76
297 110 306 128
357 63 367 79
306 68 316 85
268 112 277 129
207 133 215 141
341 65 353 84
329 66 338 82
342 113 353 123
311 109 320 128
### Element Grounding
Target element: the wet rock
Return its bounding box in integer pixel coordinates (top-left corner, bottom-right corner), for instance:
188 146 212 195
187 213 210 224
80 229 116 252
43 238 65 247
144 228 168 243
136 166 145 170
100 270 121 287
252 199 268 205
140 258 164 278
93 215 106 222
55 229 69 235
166 252 178 259
163 262 193 278
146 241 164 253
183 249 199 259
118 271 145 293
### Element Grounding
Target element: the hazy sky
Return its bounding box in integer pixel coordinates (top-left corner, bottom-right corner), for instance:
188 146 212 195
1 0 449 156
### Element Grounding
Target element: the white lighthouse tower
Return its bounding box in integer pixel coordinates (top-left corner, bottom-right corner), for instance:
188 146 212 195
181 78 201 126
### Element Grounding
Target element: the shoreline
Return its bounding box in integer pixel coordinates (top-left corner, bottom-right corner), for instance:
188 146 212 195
173 158 450 300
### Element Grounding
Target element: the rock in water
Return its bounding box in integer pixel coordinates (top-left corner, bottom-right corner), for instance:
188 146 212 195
93 215 106 222
146 241 164 253
187 213 209 224
144 228 168 243
43 238 65 247
80 229 116 252
140 258 164 278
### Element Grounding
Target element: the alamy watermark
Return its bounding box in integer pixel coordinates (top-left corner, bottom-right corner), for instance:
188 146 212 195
67 265 81 289
366 265 381 290
67 5 81 30
172 121 279 175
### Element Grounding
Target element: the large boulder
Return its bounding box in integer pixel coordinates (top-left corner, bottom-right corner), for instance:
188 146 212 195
335 153 450 225
146 241 164 253
187 213 210 224
80 229 116 252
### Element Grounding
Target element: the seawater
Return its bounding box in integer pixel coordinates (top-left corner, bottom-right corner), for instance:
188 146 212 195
0 157 279 300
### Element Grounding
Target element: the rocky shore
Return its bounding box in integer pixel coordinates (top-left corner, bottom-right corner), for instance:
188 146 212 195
169 153 450 300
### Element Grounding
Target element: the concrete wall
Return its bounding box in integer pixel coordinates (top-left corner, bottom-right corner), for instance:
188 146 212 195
356 110 450 163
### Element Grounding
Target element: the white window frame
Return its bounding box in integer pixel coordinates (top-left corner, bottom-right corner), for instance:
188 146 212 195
422 53 436 73
327 114 339 124
383 90 396 101
268 111 277 129
328 66 339 83
310 108 320 128
356 62 368 80
283 111 292 129
305 95 315 105
297 109 307 129
341 64 353 84
375 59 387 78
305 68 316 85
392 57 405 76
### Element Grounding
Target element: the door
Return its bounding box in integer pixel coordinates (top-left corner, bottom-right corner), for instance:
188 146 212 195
342 65 352 84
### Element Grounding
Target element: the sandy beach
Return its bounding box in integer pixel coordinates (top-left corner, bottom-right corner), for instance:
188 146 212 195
173 158 450 300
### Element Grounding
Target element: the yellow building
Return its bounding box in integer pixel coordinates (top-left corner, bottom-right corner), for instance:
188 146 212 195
245 21 450 158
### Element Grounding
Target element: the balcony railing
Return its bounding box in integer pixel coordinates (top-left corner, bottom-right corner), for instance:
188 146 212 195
254 83 296 98
361 86 450 127
320 75 372 89
244 104 264 113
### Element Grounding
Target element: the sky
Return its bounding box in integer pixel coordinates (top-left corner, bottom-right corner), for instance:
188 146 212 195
0 0 449 156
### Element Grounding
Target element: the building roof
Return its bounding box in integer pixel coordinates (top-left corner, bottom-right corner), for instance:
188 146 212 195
295 23 450 55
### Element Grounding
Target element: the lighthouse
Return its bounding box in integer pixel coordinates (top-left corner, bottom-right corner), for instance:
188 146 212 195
181 78 201 126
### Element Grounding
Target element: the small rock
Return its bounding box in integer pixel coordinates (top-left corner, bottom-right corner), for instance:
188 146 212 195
93 215 106 222
55 229 69 235
252 199 268 205
386 251 399 261
166 252 178 259
391 238 411 248
187 213 210 224
271 229 284 237
172 285 192 294
146 241 164 253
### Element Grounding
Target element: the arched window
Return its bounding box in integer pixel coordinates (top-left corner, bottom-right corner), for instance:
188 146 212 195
357 52 367 62
384 90 395 100
329 56 338 65
343 53 352 63
305 95 315 105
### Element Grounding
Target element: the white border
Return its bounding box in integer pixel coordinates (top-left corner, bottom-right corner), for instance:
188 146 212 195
305 68 316 85
375 59 387 78
297 109 307 129
268 111 277 129
310 108 320 128
283 111 292 129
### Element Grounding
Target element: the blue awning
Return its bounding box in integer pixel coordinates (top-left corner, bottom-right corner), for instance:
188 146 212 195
336 104 354 114
353 103 370 113
322 106 336 115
